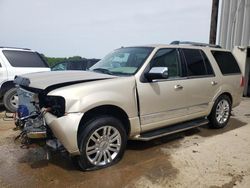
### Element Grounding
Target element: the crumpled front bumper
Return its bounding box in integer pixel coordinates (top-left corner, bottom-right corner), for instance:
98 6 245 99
44 112 84 155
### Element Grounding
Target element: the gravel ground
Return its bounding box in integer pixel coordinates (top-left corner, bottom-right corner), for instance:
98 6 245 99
0 99 250 188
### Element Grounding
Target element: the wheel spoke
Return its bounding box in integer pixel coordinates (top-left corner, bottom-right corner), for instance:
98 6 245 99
93 132 101 140
86 145 97 156
87 148 98 156
109 130 119 140
103 151 108 164
107 126 111 136
110 135 120 143
103 126 108 136
90 135 97 142
108 146 119 152
106 150 112 162
92 151 101 163
96 151 103 164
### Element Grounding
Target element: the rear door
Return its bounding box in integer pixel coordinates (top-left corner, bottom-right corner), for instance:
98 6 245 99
180 48 218 115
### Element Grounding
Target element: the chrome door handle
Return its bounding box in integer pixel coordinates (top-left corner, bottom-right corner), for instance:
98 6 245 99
211 81 218 86
174 84 183 90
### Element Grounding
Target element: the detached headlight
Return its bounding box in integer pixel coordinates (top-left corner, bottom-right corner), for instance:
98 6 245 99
42 96 66 117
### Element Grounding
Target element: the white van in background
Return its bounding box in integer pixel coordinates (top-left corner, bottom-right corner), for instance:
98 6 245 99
0 47 50 112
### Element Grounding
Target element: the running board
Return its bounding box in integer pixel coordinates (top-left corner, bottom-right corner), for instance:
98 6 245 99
134 118 209 141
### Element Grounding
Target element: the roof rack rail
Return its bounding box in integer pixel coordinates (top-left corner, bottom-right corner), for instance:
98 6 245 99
170 41 221 48
0 46 31 50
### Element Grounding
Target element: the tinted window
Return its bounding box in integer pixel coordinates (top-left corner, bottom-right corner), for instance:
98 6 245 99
182 49 207 76
86 59 99 69
211 51 241 74
68 61 86 70
51 62 67 71
3 50 48 68
150 48 181 78
200 51 214 75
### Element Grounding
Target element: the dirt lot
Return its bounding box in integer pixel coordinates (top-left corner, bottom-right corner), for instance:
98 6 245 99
0 99 250 188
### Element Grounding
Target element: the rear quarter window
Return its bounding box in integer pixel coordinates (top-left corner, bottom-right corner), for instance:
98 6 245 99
3 50 49 68
211 51 241 75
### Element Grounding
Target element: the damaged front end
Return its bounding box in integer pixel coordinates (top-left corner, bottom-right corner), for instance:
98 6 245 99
15 86 65 151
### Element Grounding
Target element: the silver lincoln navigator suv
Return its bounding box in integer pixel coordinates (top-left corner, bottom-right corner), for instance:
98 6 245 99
14 41 244 171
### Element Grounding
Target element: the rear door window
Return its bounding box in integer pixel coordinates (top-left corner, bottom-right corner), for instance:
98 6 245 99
3 50 49 68
211 51 241 74
182 49 208 77
200 51 214 75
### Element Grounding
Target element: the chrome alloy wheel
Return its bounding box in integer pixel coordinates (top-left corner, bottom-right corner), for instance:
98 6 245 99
10 94 18 109
216 99 230 124
86 126 122 166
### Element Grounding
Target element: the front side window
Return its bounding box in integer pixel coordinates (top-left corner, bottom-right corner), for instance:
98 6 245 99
150 48 181 78
211 51 241 75
182 49 207 76
3 50 49 68
89 47 153 75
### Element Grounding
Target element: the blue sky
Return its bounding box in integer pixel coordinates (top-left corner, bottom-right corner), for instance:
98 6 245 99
0 0 212 58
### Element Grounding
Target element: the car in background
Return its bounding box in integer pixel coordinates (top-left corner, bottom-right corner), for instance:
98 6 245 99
0 47 50 112
51 59 100 71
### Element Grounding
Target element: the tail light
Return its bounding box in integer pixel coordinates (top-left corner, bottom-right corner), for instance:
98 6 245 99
240 76 244 87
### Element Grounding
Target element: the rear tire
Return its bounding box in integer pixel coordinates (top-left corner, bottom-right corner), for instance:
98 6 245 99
3 88 18 112
74 115 127 171
208 95 232 129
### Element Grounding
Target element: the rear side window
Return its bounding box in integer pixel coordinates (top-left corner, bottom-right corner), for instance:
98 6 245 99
3 50 49 68
211 51 241 74
182 49 207 76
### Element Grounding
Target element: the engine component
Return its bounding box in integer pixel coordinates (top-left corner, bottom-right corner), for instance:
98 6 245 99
23 115 46 139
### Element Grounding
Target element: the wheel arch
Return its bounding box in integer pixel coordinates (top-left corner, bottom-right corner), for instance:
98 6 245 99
216 92 233 104
0 81 15 97
77 105 131 147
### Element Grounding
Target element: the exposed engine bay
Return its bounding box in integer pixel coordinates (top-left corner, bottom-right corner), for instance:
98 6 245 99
15 87 64 151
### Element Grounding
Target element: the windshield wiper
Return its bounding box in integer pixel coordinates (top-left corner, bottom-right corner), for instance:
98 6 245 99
92 68 114 75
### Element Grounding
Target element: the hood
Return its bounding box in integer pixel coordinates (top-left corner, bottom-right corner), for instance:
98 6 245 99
14 71 116 91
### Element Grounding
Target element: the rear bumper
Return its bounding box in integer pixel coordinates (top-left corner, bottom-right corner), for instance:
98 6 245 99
44 112 84 155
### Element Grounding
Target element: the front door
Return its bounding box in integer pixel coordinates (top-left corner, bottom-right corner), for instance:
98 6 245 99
136 48 189 132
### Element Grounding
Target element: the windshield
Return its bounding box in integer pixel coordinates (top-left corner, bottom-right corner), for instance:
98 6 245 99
89 47 153 76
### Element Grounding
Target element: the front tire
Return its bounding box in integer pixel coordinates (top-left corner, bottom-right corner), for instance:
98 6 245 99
75 116 127 171
3 88 18 112
208 95 232 128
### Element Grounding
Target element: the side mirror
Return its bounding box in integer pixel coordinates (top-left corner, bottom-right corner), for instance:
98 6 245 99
145 67 169 82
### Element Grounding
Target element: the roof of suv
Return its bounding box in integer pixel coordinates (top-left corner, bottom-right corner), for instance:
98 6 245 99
130 44 230 51
129 41 231 52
